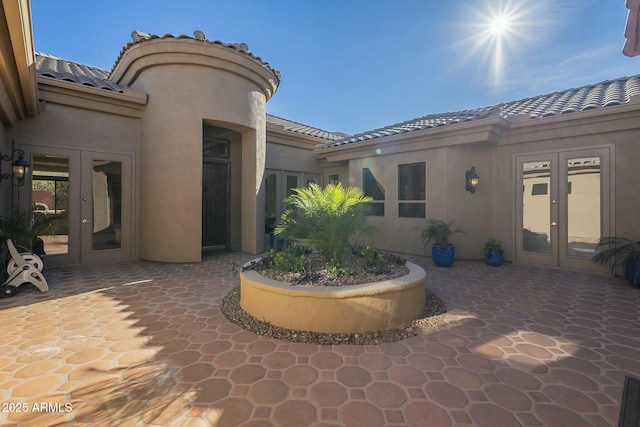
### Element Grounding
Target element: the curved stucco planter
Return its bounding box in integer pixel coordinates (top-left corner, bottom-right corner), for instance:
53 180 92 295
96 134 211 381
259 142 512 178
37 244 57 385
240 261 426 334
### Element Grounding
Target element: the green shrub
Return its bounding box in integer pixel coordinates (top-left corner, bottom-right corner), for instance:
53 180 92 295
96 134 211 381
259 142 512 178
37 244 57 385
351 244 406 274
268 247 310 273
483 238 503 255
327 263 359 278
275 183 372 265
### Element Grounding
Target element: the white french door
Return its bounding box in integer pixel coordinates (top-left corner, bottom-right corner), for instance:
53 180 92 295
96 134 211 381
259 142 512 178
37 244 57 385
515 147 611 273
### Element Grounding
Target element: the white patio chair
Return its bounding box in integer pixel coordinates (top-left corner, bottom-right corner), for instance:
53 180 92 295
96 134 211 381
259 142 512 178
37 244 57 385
1 239 48 297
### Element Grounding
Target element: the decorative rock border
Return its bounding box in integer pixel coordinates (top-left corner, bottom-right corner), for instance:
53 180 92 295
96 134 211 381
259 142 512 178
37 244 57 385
221 287 447 345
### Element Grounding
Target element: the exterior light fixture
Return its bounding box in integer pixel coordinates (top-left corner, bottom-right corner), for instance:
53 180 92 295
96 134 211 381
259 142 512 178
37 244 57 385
1 148 30 186
465 167 479 193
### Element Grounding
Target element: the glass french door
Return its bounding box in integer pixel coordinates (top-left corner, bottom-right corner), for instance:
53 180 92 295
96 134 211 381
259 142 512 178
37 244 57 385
81 152 132 264
515 148 610 272
27 147 80 266
22 147 132 266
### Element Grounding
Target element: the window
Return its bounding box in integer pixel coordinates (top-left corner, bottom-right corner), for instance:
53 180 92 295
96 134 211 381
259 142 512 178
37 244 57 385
203 137 229 159
363 167 385 216
398 162 426 218
328 174 339 185
286 175 298 198
531 183 548 195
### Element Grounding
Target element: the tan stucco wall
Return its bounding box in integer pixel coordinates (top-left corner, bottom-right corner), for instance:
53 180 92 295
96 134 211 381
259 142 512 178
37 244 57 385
266 142 322 173
318 103 640 264
112 38 278 262
7 101 142 261
611 131 640 240
11 103 140 154
321 163 348 186
345 145 494 259
492 108 640 260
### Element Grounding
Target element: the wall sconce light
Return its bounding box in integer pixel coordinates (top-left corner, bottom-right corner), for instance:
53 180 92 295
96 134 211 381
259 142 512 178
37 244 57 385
465 166 479 193
1 148 30 186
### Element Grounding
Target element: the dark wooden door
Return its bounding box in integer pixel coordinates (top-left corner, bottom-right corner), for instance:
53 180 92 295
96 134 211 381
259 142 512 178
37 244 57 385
202 162 229 248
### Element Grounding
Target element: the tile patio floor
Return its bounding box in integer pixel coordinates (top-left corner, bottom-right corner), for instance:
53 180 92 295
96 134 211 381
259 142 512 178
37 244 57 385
1 252 639 426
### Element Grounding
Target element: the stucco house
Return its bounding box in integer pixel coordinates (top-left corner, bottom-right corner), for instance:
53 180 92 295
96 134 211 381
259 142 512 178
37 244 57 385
1 0 639 275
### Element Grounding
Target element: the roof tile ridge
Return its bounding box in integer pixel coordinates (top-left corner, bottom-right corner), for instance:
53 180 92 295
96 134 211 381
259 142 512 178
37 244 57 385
110 30 281 81
36 52 111 74
267 114 349 139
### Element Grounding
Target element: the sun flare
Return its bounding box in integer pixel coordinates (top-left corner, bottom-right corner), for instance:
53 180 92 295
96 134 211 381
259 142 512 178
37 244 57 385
457 0 559 85
489 15 511 36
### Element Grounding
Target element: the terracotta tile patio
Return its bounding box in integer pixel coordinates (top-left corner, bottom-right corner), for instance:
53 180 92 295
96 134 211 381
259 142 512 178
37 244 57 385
1 251 639 426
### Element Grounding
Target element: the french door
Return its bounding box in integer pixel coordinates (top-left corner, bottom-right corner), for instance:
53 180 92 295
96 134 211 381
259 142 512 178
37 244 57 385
264 170 320 246
515 148 611 272
24 147 132 266
80 152 132 264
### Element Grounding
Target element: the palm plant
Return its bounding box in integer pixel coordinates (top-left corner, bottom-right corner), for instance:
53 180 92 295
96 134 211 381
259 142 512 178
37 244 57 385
420 219 463 247
592 236 640 286
275 183 372 265
0 209 55 252
420 219 464 267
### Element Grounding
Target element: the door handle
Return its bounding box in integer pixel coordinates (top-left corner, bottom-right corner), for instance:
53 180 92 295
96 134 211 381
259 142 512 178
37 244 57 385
82 219 90 224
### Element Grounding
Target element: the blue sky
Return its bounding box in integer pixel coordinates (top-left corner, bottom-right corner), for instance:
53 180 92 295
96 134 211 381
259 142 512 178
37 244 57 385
31 0 638 135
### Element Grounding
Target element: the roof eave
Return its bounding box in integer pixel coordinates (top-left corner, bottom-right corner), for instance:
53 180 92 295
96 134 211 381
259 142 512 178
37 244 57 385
37 76 148 118
314 116 505 162
266 123 334 148
2 0 39 121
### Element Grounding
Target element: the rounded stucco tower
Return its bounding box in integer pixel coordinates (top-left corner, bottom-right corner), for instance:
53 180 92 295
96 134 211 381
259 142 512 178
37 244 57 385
111 31 280 262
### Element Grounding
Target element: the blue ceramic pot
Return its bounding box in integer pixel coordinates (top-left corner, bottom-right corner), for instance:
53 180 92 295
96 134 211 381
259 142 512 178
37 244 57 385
432 244 455 267
626 259 640 287
484 251 504 267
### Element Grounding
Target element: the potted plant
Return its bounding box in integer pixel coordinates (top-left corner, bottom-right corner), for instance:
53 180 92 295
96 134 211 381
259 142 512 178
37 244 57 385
420 219 463 267
484 238 504 267
592 237 640 287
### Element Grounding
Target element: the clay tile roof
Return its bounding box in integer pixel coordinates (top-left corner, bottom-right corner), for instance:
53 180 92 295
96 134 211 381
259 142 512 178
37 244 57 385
267 114 350 141
318 75 640 149
34 53 344 141
113 30 281 84
35 52 124 92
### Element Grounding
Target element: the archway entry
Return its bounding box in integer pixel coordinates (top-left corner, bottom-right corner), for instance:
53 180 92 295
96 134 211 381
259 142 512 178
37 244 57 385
202 124 238 250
